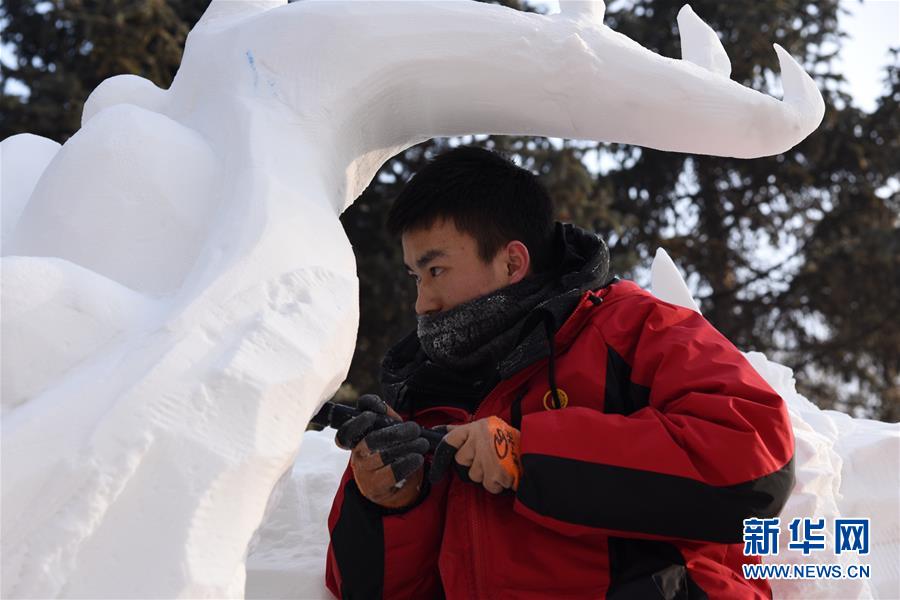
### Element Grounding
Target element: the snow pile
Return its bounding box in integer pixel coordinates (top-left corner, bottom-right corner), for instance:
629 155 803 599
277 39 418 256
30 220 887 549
752 355 900 599
242 252 899 600
245 430 345 600
0 0 847 597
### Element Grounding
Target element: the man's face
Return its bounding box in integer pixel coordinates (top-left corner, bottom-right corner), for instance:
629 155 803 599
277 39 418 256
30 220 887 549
402 218 529 315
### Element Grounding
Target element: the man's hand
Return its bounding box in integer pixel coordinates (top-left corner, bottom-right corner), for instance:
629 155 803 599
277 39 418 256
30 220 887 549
335 394 430 509
429 416 522 494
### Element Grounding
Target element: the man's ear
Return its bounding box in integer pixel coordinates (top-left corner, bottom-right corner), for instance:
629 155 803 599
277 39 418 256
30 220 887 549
505 241 531 284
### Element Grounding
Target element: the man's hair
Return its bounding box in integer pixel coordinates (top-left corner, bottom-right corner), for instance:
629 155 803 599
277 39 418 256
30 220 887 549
386 146 555 273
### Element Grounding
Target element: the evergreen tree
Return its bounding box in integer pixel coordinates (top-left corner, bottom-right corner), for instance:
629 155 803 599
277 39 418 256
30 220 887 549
1 0 208 142
593 0 898 419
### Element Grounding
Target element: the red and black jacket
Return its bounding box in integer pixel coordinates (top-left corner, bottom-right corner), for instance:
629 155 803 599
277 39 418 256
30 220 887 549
326 225 795 599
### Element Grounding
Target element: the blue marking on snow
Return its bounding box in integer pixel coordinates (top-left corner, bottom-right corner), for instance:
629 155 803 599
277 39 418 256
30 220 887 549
246 50 258 88
267 78 281 99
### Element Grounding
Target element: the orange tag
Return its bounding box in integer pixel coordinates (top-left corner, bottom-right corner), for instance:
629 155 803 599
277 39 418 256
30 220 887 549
487 416 522 490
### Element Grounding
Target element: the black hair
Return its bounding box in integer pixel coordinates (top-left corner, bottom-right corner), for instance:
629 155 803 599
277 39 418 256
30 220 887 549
386 146 555 273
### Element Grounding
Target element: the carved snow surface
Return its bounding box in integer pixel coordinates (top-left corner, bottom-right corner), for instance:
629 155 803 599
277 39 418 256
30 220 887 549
245 253 899 600
1 0 836 597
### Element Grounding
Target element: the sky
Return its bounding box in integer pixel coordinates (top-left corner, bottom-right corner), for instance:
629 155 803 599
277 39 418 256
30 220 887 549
838 0 899 111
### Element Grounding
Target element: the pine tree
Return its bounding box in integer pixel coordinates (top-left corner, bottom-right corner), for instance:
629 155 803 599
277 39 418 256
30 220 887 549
591 0 898 419
1 0 208 142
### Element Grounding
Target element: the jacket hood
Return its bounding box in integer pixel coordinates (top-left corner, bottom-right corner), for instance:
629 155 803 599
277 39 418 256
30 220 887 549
380 222 611 412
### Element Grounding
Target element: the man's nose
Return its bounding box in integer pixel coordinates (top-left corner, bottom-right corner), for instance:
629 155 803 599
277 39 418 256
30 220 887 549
415 287 441 316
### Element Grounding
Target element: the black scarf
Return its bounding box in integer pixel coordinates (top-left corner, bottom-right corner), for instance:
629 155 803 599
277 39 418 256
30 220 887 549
415 223 610 373
416 271 557 371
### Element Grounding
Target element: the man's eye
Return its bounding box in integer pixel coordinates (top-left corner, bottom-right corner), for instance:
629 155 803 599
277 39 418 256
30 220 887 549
408 272 420 284
429 267 443 277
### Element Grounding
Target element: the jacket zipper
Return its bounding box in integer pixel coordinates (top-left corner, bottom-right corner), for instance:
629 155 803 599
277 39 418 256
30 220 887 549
463 372 542 594
471 486 486 599
468 396 499 599
454 410 481 599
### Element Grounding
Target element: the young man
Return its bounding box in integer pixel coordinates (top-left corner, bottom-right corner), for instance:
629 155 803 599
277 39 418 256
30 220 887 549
325 146 795 599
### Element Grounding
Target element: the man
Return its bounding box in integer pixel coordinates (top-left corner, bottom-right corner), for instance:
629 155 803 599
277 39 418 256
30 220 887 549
325 146 795 599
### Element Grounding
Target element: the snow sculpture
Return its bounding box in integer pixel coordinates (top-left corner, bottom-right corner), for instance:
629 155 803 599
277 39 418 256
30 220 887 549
2 0 835 597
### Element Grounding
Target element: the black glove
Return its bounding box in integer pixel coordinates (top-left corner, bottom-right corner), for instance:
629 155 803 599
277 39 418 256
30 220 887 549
428 425 474 486
335 394 393 450
335 394 430 507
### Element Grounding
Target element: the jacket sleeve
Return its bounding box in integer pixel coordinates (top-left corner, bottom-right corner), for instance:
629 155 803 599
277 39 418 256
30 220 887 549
512 296 796 543
326 458 448 599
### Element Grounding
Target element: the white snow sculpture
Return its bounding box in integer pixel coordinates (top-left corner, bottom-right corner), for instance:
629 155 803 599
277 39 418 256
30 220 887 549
243 253 900 600
1 134 61 256
2 0 832 597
